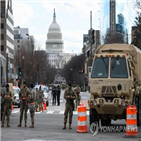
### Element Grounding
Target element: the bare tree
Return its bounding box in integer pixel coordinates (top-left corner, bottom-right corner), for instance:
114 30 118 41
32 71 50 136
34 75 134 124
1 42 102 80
61 54 85 85
14 39 57 87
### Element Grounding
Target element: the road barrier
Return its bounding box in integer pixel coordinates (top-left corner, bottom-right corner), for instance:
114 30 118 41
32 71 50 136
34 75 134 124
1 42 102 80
77 104 88 133
126 105 137 136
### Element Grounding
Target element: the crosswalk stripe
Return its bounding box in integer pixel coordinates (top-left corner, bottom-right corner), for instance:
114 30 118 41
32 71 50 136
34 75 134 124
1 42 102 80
12 111 19 113
59 111 64 114
46 111 54 114
73 111 78 115
11 110 90 115
86 111 89 115
35 112 42 114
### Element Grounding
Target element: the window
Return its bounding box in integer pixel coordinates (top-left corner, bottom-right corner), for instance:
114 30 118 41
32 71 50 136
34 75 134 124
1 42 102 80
1 13 5 18
1 23 4 29
1 34 4 40
1 45 4 51
17 40 20 43
17 45 20 48
110 58 128 78
91 58 109 78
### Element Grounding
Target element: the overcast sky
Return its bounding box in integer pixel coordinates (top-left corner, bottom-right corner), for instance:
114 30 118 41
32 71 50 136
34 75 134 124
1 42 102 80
13 0 101 53
12 0 137 53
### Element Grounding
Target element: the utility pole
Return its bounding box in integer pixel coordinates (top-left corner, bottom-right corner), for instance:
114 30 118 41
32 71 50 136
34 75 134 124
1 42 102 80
90 11 92 62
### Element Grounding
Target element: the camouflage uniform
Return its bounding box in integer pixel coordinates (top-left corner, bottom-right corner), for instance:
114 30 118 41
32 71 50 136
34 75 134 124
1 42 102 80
17 86 30 127
74 85 81 108
1 89 12 127
28 88 35 128
63 87 75 129
38 89 44 111
35 88 39 112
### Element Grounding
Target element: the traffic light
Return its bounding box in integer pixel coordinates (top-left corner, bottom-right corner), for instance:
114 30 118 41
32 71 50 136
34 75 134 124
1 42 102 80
18 67 22 75
91 29 95 45
79 70 81 75
82 67 85 73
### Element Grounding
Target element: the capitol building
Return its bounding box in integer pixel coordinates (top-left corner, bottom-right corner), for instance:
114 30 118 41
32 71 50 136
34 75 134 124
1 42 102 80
46 9 72 69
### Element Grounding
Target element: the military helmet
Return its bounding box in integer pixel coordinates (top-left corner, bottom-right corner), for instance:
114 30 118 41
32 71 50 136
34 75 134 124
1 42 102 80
6 84 9 87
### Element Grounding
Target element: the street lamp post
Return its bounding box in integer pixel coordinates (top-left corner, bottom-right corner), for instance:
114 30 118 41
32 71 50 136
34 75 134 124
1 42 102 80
6 48 9 83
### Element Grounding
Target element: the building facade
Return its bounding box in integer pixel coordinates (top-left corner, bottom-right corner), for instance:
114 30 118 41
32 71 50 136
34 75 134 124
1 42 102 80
1 0 14 82
82 34 88 54
14 27 34 54
84 30 100 57
100 0 134 44
46 9 72 69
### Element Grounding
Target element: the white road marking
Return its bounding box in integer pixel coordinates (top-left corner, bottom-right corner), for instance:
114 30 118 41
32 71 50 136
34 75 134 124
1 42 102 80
35 112 42 114
46 111 54 114
73 111 78 115
12 110 19 113
59 111 64 114
86 111 89 115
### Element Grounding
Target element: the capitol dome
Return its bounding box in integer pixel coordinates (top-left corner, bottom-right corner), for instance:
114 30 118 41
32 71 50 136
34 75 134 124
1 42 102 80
46 9 64 53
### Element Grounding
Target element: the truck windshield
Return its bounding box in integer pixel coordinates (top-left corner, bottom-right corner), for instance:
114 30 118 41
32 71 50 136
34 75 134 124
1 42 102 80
91 58 109 78
110 57 128 78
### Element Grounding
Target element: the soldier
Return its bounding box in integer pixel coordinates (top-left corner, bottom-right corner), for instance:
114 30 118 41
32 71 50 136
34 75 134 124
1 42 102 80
74 84 81 109
56 85 61 106
38 86 44 112
62 82 76 129
17 81 31 127
52 85 57 105
35 87 39 112
28 84 35 128
1 84 12 127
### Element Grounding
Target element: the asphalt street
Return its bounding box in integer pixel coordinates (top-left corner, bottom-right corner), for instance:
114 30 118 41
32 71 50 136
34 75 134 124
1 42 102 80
1 90 141 141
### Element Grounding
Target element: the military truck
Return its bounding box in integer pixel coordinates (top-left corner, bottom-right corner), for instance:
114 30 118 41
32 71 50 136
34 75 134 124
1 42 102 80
85 44 141 126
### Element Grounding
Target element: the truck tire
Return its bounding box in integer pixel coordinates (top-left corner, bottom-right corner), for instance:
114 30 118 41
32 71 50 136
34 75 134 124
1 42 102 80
89 108 99 126
46 101 49 106
101 118 111 126
136 96 141 127
0 109 2 121
18 104 20 108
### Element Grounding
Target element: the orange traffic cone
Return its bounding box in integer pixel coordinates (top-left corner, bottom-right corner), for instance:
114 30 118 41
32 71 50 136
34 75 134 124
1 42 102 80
77 104 88 133
12 105 13 110
44 102 47 110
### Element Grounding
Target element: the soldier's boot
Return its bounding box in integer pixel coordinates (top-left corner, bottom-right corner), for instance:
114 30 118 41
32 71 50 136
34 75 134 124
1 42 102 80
69 123 72 129
17 122 22 127
29 122 34 128
7 123 10 127
25 121 27 127
62 123 66 129
1 123 4 127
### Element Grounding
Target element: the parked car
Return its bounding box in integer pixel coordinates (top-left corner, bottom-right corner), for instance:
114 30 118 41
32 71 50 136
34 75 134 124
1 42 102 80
13 86 20 108
34 85 49 106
